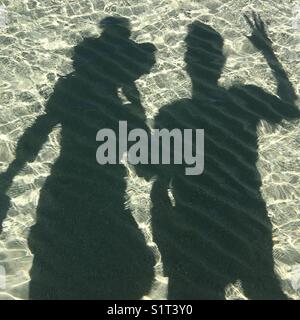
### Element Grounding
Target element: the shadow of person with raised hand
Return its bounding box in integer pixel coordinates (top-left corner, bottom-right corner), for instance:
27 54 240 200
151 12 300 299
0 16 157 299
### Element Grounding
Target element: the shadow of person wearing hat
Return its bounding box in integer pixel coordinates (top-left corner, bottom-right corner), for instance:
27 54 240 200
0 16 157 299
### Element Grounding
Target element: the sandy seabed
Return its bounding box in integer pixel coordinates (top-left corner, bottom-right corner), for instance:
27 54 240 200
0 0 299 300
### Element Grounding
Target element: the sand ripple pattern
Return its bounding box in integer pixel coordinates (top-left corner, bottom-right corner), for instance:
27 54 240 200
0 0 299 299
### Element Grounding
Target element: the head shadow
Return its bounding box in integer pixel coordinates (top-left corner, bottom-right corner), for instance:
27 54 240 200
72 16 156 89
184 21 226 89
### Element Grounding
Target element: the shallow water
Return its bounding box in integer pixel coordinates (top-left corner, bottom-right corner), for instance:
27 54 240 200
0 0 299 300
